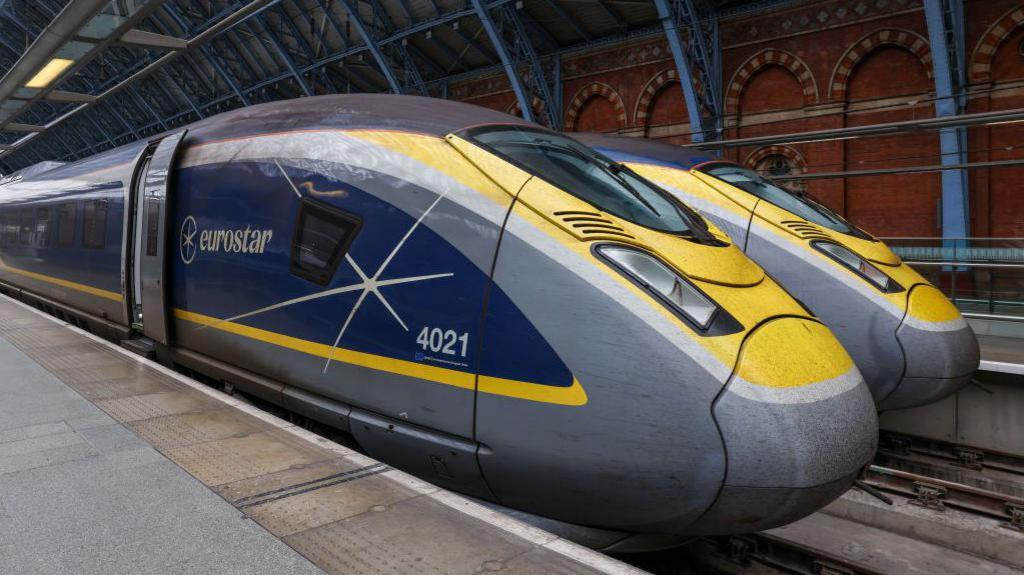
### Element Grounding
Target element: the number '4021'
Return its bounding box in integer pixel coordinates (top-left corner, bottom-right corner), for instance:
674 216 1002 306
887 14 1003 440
416 327 469 357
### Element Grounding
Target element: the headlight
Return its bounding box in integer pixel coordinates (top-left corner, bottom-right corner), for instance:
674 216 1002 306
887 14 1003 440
595 244 718 329
812 241 902 293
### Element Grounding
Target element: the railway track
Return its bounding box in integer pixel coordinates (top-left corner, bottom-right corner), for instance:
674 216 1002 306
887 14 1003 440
872 432 1024 531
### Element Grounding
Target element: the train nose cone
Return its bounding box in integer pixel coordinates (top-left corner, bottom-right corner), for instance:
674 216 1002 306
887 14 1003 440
694 318 877 535
879 284 979 411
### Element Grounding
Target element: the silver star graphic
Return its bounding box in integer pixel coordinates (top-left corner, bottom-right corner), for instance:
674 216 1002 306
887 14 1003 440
199 163 453 375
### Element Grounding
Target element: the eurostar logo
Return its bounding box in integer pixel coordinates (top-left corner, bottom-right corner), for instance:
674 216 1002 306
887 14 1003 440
179 215 274 265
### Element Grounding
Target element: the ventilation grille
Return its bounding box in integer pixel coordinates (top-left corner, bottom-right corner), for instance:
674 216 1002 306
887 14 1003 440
553 211 635 240
780 220 831 241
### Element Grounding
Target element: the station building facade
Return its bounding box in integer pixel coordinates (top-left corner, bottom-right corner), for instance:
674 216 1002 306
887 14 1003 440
451 0 1024 238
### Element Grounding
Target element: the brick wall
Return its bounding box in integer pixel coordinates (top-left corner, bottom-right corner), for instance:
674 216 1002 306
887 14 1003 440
451 0 1024 238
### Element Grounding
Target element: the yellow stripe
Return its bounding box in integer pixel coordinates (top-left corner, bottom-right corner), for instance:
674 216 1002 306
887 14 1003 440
173 308 588 406
0 260 122 302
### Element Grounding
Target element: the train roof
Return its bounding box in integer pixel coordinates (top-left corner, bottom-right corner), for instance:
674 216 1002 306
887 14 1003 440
571 132 722 171
186 94 538 144
4 95 541 185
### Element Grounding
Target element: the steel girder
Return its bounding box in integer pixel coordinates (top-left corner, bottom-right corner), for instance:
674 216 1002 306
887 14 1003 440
653 0 721 143
924 0 970 239
470 0 560 129
337 0 425 94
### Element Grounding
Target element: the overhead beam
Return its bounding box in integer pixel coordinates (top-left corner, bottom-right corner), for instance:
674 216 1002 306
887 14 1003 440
337 0 403 93
118 28 188 50
5 123 46 132
924 0 970 239
43 89 98 103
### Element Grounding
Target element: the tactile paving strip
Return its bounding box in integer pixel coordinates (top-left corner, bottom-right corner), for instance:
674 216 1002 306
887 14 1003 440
0 298 618 575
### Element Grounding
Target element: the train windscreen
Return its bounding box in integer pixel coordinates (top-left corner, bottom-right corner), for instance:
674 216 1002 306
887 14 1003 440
699 163 871 239
464 126 710 238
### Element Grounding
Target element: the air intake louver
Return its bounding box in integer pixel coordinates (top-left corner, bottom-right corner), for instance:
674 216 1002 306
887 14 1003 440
553 211 635 240
780 220 831 241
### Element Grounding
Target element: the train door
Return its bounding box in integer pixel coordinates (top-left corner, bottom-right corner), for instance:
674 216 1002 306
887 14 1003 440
124 130 187 346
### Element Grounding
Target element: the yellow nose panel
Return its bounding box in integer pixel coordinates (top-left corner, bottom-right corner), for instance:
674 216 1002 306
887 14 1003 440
907 284 962 324
736 318 854 388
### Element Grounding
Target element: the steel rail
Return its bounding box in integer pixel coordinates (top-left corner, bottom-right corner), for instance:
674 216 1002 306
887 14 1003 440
862 464 1024 530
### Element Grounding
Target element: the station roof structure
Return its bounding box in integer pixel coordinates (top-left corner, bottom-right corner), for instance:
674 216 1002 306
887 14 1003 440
0 0 798 174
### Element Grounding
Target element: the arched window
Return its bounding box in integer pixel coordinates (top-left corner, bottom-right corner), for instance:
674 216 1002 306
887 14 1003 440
752 154 805 193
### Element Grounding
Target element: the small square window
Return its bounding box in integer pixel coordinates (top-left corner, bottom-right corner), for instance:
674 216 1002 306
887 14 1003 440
35 207 50 247
18 208 32 245
2 212 16 245
57 202 76 246
83 199 108 249
290 200 361 285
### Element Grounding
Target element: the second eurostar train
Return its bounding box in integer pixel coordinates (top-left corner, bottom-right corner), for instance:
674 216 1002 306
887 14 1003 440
575 133 978 412
0 95 878 550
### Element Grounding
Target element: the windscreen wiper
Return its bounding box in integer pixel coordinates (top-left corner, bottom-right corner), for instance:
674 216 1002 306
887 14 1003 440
537 140 663 217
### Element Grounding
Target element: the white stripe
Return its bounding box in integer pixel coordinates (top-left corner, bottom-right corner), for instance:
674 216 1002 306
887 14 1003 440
726 366 864 405
900 314 969 333
274 158 303 198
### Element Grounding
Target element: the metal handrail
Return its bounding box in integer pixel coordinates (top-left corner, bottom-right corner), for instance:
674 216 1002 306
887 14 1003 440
963 312 1024 323
904 261 1024 269
880 237 1024 241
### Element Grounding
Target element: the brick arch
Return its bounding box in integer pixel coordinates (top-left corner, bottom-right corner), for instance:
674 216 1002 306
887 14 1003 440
743 145 807 174
506 96 545 120
634 68 704 127
969 5 1024 84
564 82 627 131
828 29 932 102
725 49 818 115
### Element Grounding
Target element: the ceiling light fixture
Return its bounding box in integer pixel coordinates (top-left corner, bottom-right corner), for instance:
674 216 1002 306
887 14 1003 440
25 58 75 89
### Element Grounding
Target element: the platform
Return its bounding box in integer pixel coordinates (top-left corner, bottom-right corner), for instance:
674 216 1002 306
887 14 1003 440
977 334 1024 375
0 295 639 575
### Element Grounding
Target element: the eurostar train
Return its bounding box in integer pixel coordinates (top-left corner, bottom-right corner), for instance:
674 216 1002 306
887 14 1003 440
574 133 978 412
0 95 877 550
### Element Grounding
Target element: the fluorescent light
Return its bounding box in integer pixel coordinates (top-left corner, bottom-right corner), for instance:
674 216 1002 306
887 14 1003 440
25 58 74 88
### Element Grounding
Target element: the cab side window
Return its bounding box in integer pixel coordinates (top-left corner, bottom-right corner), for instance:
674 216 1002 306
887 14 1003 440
82 200 107 249
290 200 361 285
57 202 76 247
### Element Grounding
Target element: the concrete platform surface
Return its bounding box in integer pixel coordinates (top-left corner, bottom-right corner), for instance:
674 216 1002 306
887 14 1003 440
0 295 640 575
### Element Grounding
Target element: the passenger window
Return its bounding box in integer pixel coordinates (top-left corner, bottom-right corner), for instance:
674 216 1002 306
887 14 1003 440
18 208 32 245
1 212 16 245
290 200 361 285
35 208 50 247
82 200 108 249
57 203 76 246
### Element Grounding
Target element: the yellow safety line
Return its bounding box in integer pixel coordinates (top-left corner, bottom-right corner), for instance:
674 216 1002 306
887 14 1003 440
174 308 588 406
